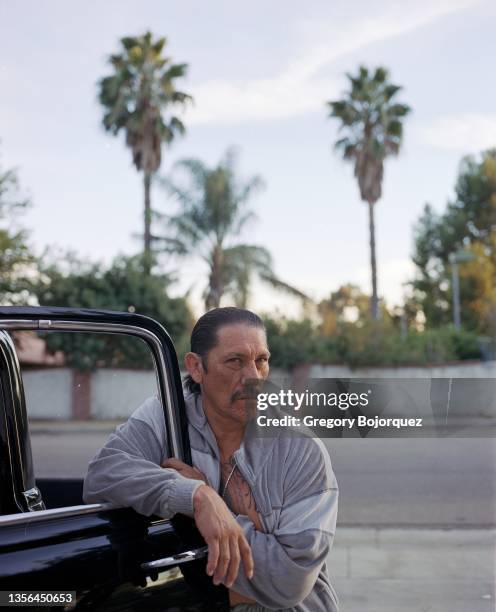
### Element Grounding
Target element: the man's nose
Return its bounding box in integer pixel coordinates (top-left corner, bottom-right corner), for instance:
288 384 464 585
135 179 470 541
241 360 262 383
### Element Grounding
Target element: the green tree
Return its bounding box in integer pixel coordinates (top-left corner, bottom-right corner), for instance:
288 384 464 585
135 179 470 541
459 234 496 336
412 149 496 333
411 203 451 327
264 312 482 369
318 284 371 335
99 32 192 272
159 148 308 310
0 156 35 303
264 316 328 370
33 253 192 369
327 66 411 319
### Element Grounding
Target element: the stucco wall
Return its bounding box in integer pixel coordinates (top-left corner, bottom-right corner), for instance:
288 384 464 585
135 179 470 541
308 360 496 379
300 361 496 418
22 361 495 420
23 368 157 420
90 369 157 419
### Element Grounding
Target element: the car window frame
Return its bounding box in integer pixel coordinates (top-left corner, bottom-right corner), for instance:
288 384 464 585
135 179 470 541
0 310 188 517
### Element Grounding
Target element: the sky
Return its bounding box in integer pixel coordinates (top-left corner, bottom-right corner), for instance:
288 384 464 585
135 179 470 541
1 0 495 317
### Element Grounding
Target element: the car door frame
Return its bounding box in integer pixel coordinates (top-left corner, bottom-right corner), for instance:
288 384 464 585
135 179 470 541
0 306 222 609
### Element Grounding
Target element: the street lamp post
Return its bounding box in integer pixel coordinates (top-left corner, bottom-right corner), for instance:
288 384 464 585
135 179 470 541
450 257 461 330
448 250 476 331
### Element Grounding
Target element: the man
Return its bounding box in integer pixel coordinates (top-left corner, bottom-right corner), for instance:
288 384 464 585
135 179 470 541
84 307 339 611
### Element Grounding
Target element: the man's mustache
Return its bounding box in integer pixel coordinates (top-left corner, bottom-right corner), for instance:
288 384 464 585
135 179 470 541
230 383 264 403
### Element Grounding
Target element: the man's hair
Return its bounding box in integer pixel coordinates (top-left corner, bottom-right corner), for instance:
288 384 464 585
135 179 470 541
184 307 265 395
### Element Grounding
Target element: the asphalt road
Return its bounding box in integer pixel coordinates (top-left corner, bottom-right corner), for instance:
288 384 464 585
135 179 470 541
30 429 496 528
323 437 496 527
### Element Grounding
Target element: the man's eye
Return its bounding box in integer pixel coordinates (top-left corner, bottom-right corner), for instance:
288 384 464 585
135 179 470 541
228 358 243 365
257 357 269 365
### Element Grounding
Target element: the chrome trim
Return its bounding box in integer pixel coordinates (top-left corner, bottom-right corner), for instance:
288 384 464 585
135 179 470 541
0 329 32 511
0 503 108 526
141 546 208 570
0 319 182 458
22 486 46 511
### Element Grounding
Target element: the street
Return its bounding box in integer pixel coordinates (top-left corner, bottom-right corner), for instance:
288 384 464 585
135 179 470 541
31 428 496 528
324 437 496 527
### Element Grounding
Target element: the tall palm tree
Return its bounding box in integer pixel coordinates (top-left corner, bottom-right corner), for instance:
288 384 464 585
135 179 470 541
99 32 192 272
159 148 309 310
328 66 411 319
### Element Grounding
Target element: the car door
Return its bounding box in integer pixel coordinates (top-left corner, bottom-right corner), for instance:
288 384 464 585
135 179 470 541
0 306 228 611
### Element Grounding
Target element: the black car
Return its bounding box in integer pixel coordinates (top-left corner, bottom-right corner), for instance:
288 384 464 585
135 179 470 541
0 306 228 610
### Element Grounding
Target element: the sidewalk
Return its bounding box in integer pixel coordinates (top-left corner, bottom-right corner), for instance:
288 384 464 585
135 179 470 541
29 419 120 434
329 527 495 612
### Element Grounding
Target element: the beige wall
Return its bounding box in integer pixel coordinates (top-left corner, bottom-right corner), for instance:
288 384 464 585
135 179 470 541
22 361 495 420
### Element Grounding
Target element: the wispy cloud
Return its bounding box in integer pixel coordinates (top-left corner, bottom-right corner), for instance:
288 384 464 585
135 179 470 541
420 114 496 152
186 0 481 125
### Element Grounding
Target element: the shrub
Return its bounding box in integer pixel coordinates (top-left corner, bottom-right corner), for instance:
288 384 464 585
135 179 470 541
264 315 483 369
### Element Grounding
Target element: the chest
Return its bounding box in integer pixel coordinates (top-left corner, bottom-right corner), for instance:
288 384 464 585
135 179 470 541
220 458 263 531
189 438 284 534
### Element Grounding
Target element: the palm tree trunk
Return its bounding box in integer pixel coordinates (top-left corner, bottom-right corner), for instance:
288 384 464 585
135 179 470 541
368 200 379 320
205 246 224 310
143 171 152 274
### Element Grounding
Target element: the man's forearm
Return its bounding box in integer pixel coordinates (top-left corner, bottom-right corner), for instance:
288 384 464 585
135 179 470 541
192 484 254 588
83 417 202 518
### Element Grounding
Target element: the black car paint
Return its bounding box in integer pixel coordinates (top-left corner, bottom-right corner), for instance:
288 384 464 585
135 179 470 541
0 306 228 611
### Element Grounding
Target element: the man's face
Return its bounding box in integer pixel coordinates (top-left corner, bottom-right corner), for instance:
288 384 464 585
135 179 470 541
191 323 270 425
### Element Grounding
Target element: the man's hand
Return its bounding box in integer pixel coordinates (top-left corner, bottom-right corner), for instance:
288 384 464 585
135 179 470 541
193 484 254 588
161 458 208 484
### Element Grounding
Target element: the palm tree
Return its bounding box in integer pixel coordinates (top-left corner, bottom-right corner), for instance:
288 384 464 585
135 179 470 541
99 32 192 272
159 148 309 310
327 66 411 319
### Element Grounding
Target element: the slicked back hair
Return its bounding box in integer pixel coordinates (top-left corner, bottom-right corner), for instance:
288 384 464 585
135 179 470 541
183 307 265 395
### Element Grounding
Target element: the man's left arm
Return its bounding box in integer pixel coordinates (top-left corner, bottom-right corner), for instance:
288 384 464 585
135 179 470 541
230 438 338 609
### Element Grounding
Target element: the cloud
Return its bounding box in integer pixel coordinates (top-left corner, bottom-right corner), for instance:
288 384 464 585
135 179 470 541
420 114 496 152
186 0 481 125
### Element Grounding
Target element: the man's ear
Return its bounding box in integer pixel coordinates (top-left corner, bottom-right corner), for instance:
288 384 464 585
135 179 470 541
184 352 204 384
